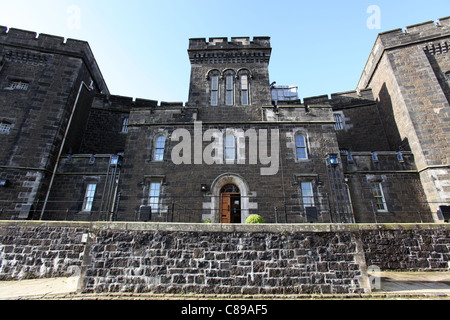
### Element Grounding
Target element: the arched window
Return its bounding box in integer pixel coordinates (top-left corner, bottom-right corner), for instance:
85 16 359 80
154 136 166 161
295 134 308 160
211 75 219 106
238 69 251 106
224 134 236 162
225 75 234 106
241 74 249 105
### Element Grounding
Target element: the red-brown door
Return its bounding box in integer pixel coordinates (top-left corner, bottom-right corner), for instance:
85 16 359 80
220 194 231 223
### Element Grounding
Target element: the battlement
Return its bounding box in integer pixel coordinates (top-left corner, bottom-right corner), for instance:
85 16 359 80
378 17 450 48
94 93 187 110
189 36 271 50
358 17 450 90
303 88 375 109
0 26 109 94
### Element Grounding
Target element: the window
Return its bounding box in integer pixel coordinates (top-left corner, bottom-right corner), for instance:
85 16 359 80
334 113 344 130
211 75 219 106
121 118 129 133
226 75 234 106
371 183 387 212
0 122 11 134
82 184 97 212
295 134 308 160
241 75 249 105
224 134 236 162
301 182 315 207
154 136 166 161
149 182 161 212
8 80 29 91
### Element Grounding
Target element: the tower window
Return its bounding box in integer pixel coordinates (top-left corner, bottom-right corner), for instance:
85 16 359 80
226 75 234 106
154 136 166 161
211 75 219 106
241 75 249 105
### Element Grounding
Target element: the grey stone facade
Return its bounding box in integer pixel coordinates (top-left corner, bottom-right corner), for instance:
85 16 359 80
0 222 448 294
1 18 450 223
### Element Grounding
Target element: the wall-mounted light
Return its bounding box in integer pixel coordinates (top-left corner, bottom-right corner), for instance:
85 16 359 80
201 184 208 192
0 179 7 187
326 154 339 166
110 155 123 167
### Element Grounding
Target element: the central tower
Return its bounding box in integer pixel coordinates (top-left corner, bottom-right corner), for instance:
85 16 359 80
187 37 272 107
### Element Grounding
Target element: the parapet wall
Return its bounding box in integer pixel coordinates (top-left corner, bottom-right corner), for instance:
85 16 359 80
189 37 271 50
303 88 375 109
358 16 450 90
0 26 109 95
0 221 448 295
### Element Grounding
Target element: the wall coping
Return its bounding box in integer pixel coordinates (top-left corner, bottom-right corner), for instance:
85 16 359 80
0 221 448 233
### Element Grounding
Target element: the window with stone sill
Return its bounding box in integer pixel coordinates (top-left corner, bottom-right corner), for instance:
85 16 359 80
154 135 166 161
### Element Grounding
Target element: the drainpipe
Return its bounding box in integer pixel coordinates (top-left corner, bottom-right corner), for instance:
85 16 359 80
39 80 94 220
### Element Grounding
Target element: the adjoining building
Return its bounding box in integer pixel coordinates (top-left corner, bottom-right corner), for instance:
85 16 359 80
1 18 449 224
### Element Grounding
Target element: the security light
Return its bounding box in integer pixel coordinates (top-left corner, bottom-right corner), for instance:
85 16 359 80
326 154 339 166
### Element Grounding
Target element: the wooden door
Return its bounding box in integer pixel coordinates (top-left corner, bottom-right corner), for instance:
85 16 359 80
220 194 231 223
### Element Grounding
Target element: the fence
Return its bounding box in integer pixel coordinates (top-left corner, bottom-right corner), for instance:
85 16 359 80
0 195 441 224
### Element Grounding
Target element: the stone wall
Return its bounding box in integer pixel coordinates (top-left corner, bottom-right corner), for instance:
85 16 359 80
0 222 449 295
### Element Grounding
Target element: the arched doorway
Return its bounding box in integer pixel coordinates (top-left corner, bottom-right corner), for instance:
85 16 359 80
220 184 241 224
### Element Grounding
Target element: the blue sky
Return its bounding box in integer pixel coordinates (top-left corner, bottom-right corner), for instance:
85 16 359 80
0 0 449 103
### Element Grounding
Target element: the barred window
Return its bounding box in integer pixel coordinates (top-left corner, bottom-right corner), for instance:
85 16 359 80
121 118 129 133
334 113 344 130
8 81 29 91
0 122 11 134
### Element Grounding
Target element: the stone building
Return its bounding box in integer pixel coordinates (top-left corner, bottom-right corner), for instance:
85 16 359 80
0 17 449 224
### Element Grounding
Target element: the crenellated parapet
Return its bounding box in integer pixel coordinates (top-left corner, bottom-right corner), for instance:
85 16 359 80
303 88 375 109
0 26 109 94
188 36 272 65
358 17 450 90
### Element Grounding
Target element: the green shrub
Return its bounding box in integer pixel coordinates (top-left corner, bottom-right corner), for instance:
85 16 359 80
245 214 265 224
203 218 211 223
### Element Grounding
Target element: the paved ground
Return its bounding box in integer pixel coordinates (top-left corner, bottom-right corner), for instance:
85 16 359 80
0 272 449 300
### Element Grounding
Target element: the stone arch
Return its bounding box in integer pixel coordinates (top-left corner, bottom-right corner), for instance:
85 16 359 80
202 173 256 223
